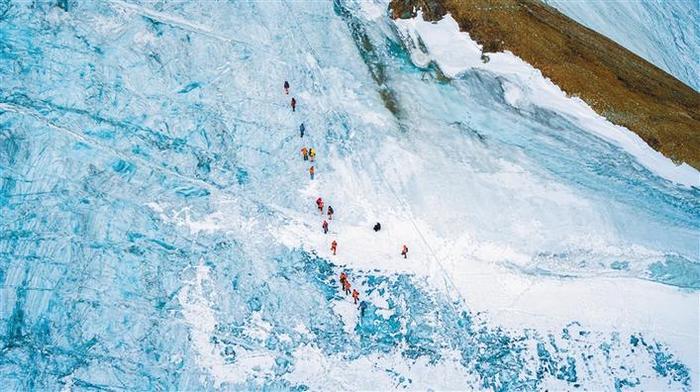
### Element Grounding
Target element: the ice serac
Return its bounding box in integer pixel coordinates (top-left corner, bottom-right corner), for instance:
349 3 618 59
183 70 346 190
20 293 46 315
0 0 698 391
544 0 700 92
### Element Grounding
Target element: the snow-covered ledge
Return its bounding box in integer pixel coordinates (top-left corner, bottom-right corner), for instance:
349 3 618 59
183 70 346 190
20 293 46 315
394 12 699 187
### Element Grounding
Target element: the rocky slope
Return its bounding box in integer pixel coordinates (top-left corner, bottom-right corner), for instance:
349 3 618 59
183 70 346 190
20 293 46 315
390 0 700 170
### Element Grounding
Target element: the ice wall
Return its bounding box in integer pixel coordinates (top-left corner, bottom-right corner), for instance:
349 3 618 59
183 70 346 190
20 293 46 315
0 0 697 390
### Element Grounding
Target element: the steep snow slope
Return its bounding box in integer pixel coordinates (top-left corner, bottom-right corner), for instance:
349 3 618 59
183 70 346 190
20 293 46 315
545 0 700 91
0 0 698 390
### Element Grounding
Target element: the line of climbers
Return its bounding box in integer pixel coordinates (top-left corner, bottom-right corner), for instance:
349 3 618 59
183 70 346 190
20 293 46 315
300 147 316 162
339 271 360 305
283 80 409 314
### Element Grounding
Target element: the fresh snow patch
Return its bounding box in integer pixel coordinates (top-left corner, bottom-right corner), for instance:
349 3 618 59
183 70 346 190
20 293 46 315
178 262 275 386
394 12 700 187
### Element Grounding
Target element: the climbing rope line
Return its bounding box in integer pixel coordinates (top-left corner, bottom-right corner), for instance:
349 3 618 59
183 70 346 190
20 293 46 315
281 1 479 313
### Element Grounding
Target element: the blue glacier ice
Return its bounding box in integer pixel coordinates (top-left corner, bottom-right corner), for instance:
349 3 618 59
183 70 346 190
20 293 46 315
1 0 698 390
544 0 700 91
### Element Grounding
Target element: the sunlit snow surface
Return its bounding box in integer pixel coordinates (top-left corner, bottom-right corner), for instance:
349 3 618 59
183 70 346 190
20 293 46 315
0 0 698 390
545 0 700 91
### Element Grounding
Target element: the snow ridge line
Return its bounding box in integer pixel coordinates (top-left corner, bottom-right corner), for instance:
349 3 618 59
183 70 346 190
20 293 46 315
107 0 249 46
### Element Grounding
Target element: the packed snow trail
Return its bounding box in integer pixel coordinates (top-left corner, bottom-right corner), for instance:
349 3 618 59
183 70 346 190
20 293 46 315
284 0 475 317
0 0 698 390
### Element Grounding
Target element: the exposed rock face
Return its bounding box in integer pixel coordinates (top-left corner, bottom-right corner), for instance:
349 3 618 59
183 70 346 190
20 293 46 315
390 0 700 170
